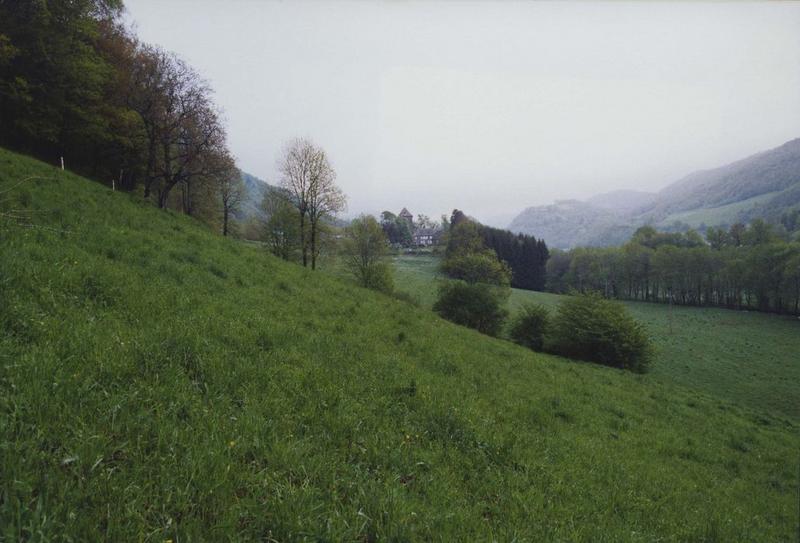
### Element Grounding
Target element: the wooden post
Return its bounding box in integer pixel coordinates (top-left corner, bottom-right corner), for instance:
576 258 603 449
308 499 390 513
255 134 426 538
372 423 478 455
60 157 64 171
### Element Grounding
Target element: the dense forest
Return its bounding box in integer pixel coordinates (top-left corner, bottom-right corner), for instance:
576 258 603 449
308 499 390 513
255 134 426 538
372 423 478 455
547 221 800 315
446 210 549 291
0 0 241 230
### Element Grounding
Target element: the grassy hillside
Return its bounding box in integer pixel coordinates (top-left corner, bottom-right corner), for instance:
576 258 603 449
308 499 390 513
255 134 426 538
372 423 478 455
646 137 800 219
1 149 799 541
392 254 800 421
508 137 800 247
656 190 781 229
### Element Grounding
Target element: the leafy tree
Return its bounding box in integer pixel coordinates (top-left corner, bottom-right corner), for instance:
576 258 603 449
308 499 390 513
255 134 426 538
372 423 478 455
549 293 653 373
545 249 572 293
728 223 746 247
706 227 729 250
547 221 800 314
440 251 511 287
343 215 393 293
742 219 777 246
381 211 414 246
0 1 132 181
433 281 508 336
262 188 300 261
509 304 549 351
444 213 547 290
0 0 238 229
444 220 485 258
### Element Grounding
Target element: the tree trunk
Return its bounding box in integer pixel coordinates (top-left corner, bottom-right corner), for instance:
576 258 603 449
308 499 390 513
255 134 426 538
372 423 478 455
158 180 178 209
143 140 157 199
300 210 307 267
310 219 317 270
223 207 229 236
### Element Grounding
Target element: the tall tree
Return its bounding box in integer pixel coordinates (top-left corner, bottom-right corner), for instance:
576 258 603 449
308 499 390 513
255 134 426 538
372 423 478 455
0 0 126 175
306 148 345 270
278 138 345 268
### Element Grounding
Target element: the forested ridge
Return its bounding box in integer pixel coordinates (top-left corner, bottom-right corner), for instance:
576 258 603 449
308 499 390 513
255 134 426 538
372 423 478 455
509 138 800 249
446 210 549 291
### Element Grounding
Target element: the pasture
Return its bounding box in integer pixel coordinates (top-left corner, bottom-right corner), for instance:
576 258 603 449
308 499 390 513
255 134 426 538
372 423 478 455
1 149 798 540
392 254 800 421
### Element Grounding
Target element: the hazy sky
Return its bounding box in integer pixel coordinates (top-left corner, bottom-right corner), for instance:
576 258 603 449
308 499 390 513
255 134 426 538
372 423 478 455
124 1 800 226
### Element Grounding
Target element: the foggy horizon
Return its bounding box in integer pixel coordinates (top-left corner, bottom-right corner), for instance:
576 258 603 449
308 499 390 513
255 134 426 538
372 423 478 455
124 0 800 227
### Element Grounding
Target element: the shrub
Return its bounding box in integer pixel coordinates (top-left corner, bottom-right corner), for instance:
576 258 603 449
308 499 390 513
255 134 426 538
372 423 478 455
440 250 511 287
343 215 393 293
433 280 508 336
509 303 549 351
362 261 394 294
549 292 653 372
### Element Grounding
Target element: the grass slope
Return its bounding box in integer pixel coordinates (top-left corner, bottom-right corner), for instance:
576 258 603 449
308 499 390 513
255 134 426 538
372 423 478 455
392 254 800 421
657 190 781 229
1 149 799 541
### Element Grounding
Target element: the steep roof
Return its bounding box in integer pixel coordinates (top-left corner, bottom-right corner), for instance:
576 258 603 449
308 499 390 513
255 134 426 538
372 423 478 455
399 207 413 218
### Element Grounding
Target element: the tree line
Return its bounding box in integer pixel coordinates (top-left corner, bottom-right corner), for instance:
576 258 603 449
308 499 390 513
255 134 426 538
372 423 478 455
546 221 800 315
447 210 548 291
0 1 243 234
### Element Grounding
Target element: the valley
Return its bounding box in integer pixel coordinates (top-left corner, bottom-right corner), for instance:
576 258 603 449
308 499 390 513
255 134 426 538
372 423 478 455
2 149 798 540
392 253 800 421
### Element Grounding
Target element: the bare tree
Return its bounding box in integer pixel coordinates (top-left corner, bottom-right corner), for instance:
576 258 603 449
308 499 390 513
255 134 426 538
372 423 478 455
278 138 346 268
129 46 228 209
278 138 313 266
127 44 166 199
306 147 345 269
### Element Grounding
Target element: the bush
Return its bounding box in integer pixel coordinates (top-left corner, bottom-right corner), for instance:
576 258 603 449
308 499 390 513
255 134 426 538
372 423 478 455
440 250 511 287
362 261 394 294
549 292 653 372
343 215 393 293
509 303 549 351
433 280 508 336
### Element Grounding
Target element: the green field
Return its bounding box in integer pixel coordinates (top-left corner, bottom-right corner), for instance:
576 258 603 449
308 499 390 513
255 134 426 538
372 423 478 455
392 254 800 421
2 148 799 540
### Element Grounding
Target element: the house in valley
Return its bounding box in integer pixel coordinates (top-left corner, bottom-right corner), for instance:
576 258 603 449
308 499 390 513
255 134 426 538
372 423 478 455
412 227 439 246
396 207 442 247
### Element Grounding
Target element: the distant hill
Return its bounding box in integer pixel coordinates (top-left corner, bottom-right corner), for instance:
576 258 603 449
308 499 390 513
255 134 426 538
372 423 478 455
509 138 800 248
586 189 656 214
236 170 275 222
234 171 350 229
508 199 631 249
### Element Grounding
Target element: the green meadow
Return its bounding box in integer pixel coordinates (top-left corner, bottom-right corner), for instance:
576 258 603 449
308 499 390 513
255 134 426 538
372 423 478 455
1 148 799 541
392 253 800 422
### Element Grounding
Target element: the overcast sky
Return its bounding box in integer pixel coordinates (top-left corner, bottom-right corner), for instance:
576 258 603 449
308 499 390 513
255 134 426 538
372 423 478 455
124 0 800 226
